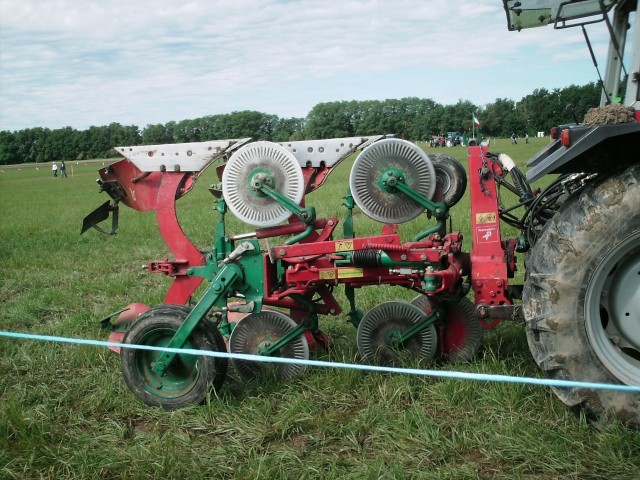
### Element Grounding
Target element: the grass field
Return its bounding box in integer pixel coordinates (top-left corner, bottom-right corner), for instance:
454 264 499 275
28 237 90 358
1 137 639 479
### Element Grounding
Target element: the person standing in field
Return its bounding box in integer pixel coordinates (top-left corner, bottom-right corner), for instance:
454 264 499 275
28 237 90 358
52 162 58 178
60 161 67 178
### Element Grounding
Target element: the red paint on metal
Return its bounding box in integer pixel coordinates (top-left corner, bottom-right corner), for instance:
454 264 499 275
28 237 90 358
107 303 150 353
467 145 511 329
155 174 205 304
108 331 126 353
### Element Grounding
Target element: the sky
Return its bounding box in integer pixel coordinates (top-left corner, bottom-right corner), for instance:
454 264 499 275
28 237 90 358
0 0 615 132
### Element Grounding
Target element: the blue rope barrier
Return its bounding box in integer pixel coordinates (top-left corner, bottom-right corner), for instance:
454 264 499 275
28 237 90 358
1 330 639 392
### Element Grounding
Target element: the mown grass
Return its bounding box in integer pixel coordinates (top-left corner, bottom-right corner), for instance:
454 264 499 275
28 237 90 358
1 138 639 479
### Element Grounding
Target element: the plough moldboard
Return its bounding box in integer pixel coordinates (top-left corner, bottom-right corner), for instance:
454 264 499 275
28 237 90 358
85 136 522 409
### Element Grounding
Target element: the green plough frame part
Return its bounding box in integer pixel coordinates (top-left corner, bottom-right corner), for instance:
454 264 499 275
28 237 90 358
151 239 265 376
255 179 317 245
374 167 448 241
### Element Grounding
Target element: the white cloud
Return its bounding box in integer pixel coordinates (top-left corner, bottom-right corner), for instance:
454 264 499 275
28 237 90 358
0 0 612 130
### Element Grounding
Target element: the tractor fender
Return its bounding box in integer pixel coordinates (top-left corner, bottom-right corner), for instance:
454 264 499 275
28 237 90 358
526 122 640 182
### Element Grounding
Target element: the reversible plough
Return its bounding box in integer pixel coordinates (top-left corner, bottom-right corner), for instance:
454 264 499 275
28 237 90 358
83 136 524 408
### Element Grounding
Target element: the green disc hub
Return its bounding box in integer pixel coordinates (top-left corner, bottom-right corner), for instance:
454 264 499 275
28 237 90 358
377 167 405 193
249 169 275 197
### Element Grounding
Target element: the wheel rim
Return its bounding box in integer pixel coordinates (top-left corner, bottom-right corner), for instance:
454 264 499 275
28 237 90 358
134 327 201 399
585 231 640 385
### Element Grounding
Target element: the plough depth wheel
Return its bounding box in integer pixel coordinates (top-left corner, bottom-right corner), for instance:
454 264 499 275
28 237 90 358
120 307 227 409
229 310 309 381
356 301 438 365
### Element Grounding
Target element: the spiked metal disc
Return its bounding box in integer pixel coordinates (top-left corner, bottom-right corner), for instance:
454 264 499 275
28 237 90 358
222 141 304 227
411 295 483 362
229 310 309 381
349 138 436 224
356 301 437 365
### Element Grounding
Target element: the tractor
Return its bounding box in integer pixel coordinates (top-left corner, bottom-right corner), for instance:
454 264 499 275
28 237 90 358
83 0 639 426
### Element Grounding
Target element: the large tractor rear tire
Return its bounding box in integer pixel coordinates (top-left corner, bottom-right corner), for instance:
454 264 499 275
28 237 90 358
523 164 640 427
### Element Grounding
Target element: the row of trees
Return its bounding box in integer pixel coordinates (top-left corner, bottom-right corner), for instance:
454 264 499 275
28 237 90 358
0 83 600 165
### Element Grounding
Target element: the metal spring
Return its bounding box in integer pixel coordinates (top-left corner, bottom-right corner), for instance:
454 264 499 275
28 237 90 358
361 242 408 251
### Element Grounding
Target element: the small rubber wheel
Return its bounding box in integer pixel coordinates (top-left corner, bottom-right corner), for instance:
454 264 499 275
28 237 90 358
429 153 467 208
135 304 228 356
120 307 227 409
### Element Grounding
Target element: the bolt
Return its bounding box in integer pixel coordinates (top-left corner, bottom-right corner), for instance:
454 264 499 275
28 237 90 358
279 249 286 255
496 280 503 287
420 254 426 260
329 309 336 314
328 220 334 226
611 336 620 345
401 254 407 260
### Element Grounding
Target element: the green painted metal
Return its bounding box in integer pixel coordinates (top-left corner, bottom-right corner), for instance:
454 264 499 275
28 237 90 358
252 179 317 244
258 315 315 356
392 179 447 219
255 294 318 356
257 182 315 223
151 263 243 375
345 285 364 328
285 224 315 245
414 220 446 242
213 197 231 263
376 166 406 193
423 274 441 292
138 327 200 398
394 308 443 346
342 188 356 239
234 242 266 310
248 169 275 197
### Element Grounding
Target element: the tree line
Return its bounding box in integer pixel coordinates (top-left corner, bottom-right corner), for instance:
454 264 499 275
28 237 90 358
0 83 599 165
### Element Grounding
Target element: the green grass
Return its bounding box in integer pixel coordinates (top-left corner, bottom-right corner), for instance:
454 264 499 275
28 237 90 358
1 139 639 479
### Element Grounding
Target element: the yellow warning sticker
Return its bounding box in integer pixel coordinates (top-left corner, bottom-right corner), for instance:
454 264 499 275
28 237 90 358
476 212 497 224
338 267 364 279
335 240 354 252
319 269 337 280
